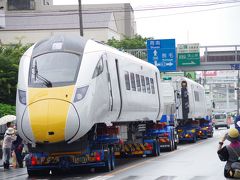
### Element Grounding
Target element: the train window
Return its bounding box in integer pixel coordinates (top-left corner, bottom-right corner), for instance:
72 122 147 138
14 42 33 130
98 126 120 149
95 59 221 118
150 78 155 94
92 57 104 79
130 73 136 91
29 52 81 87
146 77 151 93
194 91 200 101
136 74 141 92
125 71 130 90
141 75 146 93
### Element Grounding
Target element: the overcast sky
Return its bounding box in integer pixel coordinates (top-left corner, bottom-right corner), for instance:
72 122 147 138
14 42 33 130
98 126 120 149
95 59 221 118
53 0 240 46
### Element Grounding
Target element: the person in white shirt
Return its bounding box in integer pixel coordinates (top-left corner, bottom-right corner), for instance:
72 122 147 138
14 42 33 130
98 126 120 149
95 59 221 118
2 127 17 169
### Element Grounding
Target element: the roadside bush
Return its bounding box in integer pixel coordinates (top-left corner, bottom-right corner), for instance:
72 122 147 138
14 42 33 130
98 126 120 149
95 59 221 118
0 103 16 117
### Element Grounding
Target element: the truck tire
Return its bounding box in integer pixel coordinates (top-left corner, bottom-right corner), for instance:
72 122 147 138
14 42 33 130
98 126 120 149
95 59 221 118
110 147 115 170
174 141 177 150
167 140 173 152
101 148 112 172
192 134 197 143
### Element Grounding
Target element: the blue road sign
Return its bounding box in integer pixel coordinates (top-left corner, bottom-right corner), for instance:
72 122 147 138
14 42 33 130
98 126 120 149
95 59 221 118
147 39 176 72
230 64 240 70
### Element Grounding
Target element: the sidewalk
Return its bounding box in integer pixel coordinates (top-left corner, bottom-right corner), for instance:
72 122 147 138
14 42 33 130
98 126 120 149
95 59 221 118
0 158 26 168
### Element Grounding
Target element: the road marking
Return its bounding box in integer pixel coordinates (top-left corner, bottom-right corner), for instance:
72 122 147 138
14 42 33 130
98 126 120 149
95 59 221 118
106 138 213 176
88 175 114 180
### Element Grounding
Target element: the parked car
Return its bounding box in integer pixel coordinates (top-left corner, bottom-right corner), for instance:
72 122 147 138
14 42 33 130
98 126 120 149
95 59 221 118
213 113 230 129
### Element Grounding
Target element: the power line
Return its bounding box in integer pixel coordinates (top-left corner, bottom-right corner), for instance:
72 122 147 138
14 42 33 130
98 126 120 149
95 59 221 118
1 0 240 17
3 3 240 28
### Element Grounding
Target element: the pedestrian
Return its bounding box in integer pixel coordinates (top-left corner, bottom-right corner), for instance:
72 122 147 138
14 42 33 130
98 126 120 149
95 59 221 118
2 127 17 169
234 115 240 133
12 132 24 168
6 122 13 128
218 128 240 178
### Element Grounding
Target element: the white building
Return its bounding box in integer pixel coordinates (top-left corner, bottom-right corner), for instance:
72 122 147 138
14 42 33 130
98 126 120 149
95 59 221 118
0 0 136 44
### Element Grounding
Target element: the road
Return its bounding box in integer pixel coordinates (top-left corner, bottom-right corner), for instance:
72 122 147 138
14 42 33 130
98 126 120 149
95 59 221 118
0 128 230 180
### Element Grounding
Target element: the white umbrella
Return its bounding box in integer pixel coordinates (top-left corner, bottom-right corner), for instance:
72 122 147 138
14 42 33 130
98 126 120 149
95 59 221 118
0 115 16 126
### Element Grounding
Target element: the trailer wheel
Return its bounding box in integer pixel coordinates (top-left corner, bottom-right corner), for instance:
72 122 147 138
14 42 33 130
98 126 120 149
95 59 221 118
208 131 213 138
28 169 49 177
192 134 197 143
101 148 112 172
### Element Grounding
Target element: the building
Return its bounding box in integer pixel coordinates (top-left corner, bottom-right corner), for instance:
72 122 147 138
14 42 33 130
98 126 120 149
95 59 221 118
0 0 136 44
199 70 238 113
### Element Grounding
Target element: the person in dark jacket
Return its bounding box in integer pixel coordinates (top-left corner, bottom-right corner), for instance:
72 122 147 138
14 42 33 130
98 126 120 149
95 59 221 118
218 128 240 178
12 132 24 168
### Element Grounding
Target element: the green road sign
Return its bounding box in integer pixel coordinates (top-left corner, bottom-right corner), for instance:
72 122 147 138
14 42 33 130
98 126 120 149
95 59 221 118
184 71 196 81
178 52 200 66
177 43 200 66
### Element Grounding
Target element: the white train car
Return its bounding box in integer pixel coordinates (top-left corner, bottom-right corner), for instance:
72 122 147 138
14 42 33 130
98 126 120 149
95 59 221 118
159 82 176 117
16 35 164 146
172 77 207 121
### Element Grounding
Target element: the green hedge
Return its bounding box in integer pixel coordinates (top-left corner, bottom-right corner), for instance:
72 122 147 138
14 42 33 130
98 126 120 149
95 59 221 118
0 103 16 117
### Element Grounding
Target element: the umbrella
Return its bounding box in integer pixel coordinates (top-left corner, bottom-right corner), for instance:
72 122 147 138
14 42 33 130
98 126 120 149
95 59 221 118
0 115 16 126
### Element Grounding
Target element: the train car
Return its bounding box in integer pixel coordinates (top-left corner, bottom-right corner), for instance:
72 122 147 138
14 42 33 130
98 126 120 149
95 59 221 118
149 82 178 151
172 77 209 142
16 35 164 175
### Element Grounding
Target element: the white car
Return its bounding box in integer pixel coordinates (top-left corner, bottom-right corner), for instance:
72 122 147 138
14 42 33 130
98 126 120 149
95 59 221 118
213 113 230 129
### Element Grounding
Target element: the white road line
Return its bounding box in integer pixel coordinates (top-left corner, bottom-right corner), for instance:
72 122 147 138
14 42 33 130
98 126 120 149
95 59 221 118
88 175 114 180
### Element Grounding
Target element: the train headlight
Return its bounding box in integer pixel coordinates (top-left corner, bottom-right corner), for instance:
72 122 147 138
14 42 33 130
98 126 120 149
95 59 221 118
74 86 89 102
18 90 26 105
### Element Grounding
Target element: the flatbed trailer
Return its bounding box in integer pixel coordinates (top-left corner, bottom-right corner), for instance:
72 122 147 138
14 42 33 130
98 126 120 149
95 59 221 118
25 123 162 175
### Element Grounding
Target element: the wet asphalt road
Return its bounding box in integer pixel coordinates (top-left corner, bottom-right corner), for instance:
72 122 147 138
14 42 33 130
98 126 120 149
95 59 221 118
0 127 230 180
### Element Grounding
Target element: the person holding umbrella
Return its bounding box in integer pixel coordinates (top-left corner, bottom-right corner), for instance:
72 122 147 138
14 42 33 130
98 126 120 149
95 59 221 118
2 127 16 169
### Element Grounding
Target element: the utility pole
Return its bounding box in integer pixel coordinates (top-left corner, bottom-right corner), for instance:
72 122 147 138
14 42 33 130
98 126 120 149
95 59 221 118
78 0 83 36
237 70 240 116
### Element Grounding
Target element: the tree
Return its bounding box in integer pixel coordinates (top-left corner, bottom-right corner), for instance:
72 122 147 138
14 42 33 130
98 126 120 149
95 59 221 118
107 35 152 50
0 44 30 105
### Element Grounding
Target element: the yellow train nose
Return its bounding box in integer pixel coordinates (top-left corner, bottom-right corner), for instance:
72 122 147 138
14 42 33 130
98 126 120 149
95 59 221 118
28 99 74 143
26 85 77 143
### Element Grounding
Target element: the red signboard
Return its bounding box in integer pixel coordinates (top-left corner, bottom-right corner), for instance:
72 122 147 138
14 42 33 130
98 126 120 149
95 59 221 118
202 71 217 77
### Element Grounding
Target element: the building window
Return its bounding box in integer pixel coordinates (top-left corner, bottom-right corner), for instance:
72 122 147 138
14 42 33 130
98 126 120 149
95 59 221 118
130 73 136 91
150 78 155 94
125 71 130 90
8 0 35 10
146 77 151 93
136 74 141 92
141 75 146 93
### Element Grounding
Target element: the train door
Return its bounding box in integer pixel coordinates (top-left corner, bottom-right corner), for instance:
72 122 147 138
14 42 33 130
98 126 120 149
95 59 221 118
103 53 113 111
103 52 122 121
191 84 196 118
91 53 112 123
